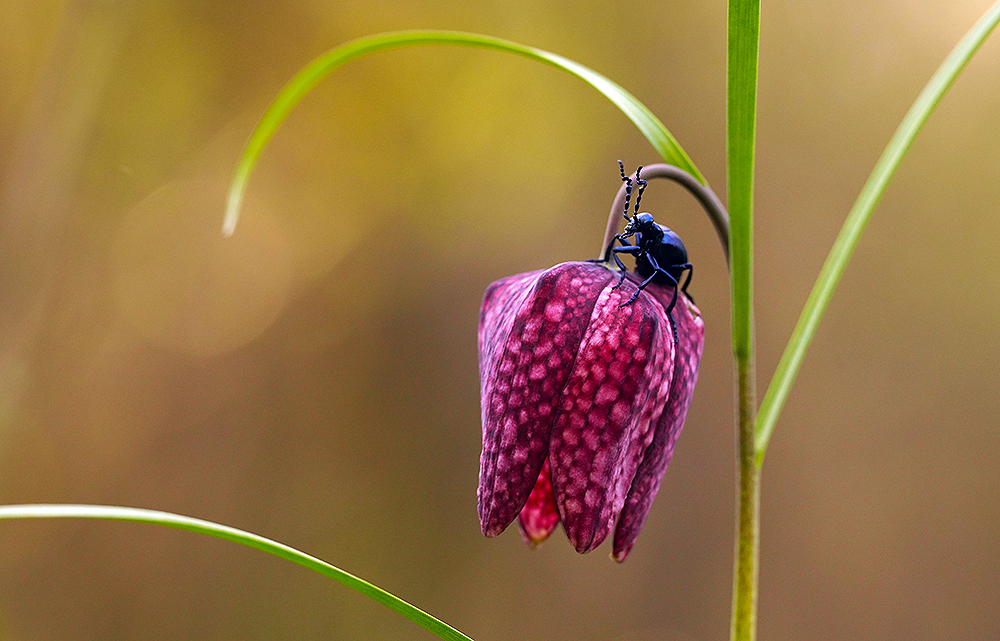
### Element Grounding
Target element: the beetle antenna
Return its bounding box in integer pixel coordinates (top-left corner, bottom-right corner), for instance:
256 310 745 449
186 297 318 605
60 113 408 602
618 160 633 222
634 165 646 215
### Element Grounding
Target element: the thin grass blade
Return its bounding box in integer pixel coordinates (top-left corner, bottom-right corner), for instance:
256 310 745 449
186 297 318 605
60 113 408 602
0 504 474 641
754 0 1000 462
727 0 760 364
224 30 704 235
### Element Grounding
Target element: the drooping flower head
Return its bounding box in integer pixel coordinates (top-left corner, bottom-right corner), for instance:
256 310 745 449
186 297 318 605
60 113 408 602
477 260 703 561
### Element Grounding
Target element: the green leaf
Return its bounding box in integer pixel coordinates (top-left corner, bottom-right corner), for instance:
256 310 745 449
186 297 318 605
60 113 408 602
0 504 474 641
754 0 1000 463
727 0 761 368
224 30 704 235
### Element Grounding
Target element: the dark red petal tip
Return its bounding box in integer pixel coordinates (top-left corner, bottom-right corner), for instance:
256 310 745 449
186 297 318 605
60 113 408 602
517 459 560 547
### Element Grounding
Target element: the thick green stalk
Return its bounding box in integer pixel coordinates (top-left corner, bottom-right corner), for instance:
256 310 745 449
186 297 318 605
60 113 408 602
733 358 760 641
727 0 761 639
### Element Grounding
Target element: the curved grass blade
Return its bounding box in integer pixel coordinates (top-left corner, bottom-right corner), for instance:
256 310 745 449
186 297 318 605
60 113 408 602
224 30 704 235
754 0 1000 463
0 504 474 641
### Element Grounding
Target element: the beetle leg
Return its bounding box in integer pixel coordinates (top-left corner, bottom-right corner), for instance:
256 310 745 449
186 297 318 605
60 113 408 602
608 237 639 290
619 270 659 307
610 252 630 290
628 252 683 343
678 263 694 302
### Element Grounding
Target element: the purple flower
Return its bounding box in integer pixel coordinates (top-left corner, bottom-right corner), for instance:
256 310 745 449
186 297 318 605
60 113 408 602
477 261 704 561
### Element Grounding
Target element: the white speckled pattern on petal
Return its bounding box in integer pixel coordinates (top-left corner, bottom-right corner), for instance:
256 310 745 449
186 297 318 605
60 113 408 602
612 284 704 562
477 263 614 537
476 261 703 560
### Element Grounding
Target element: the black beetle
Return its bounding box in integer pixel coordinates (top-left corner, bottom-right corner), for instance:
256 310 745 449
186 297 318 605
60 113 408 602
604 162 693 340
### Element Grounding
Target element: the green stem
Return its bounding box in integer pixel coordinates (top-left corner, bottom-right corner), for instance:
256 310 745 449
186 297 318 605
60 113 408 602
732 359 760 641
727 0 761 638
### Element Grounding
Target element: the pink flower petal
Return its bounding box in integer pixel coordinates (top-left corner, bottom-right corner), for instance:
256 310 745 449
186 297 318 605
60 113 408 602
548 277 676 553
613 291 704 562
478 270 542 378
477 262 615 537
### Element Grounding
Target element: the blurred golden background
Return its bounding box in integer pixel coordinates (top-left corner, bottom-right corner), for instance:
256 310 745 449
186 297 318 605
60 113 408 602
2 1 999 640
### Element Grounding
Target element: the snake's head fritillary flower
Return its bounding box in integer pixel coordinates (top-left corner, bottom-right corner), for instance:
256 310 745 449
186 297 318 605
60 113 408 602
477 261 704 561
